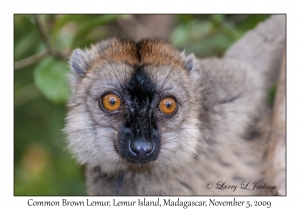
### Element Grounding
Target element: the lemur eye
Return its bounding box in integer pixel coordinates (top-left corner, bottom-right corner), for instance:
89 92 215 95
159 97 177 115
101 93 121 112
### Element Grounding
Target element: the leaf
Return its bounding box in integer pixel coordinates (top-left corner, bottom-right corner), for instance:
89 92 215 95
52 14 102 37
34 57 70 104
171 20 214 49
51 15 94 44
210 14 225 24
14 15 41 61
71 14 129 48
235 14 270 31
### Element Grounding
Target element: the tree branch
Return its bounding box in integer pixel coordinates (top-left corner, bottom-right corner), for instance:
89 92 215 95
14 50 49 70
263 50 286 195
32 15 51 53
15 15 69 70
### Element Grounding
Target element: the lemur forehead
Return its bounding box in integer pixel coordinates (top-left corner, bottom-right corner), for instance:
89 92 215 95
92 38 185 69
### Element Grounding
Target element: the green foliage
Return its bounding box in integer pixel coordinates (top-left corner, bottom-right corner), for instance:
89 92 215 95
14 14 270 195
34 57 70 104
70 14 129 48
14 15 40 61
14 97 85 195
171 14 270 57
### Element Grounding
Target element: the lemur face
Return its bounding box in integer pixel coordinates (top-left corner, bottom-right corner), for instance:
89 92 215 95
64 38 202 174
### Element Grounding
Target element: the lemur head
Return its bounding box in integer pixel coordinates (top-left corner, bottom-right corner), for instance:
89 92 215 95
64 38 204 174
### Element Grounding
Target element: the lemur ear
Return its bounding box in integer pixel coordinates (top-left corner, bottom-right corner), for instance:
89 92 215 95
69 39 116 77
181 51 197 72
70 49 90 77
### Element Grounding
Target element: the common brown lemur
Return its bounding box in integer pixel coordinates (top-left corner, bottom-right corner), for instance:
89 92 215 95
64 15 285 195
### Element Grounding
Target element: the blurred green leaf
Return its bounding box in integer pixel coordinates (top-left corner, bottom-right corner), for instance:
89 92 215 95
235 14 271 31
219 22 243 41
71 14 129 48
51 15 93 44
52 15 103 37
210 14 225 25
14 29 41 61
34 57 70 104
171 19 233 57
176 14 195 24
14 15 36 42
14 83 41 108
171 20 214 47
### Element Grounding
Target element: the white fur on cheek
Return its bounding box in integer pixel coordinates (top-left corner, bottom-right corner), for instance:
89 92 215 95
64 105 124 173
157 115 202 171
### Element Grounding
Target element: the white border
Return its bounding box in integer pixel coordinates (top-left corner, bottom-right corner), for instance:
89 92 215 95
3 1 299 209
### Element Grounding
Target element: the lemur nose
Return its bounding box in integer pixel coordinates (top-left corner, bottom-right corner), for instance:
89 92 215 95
129 140 154 161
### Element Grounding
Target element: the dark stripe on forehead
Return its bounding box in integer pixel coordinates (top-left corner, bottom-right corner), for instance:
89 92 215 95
126 66 157 105
121 65 158 139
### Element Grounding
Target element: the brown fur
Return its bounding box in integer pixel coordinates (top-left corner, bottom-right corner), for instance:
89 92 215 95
64 15 285 195
87 38 186 72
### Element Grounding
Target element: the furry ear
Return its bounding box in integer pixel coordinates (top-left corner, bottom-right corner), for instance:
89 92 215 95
69 39 116 77
70 49 90 77
181 51 197 72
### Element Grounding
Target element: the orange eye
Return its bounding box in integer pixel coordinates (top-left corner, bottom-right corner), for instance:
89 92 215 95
101 93 121 112
159 97 177 115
